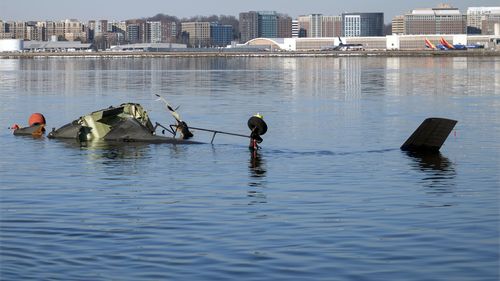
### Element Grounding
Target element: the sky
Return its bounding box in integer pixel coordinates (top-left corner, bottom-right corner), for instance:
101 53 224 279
1 0 498 23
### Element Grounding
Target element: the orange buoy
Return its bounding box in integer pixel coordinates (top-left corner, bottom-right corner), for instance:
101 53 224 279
28 113 46 126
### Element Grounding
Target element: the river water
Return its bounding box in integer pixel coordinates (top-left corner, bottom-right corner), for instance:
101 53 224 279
0 56 499 280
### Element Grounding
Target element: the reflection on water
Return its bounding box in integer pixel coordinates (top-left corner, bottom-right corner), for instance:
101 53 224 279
249 151 266 179
405 151 456 193
248 151 267 205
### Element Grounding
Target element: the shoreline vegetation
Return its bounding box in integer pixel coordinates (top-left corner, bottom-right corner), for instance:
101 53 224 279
1 50 499 59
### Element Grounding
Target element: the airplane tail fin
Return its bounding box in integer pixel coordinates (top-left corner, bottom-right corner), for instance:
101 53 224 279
440 37 455 49
401 118 457 152
425 38 436 50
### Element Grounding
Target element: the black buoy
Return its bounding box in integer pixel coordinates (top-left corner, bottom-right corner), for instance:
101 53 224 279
248 114 268 151
247 114 267 136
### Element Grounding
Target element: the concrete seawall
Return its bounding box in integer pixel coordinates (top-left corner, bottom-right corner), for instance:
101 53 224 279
1 50 499 59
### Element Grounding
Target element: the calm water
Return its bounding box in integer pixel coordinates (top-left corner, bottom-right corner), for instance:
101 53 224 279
0 56 499 280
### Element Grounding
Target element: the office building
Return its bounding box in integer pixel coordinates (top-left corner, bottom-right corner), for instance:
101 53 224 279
392 15 404 35
210 23 233 46
147 21 162 43
239 11 289 42
161 21 178 43
297 16 310 37
64 19 86 41
126 20 146 44
277 15 292 38
292 20 299 38
239 11 259 43
403 5 466 35
181 22 211 46
322 16 342 37
258 11 278 38
309 14 322 37
342 13 384 37
467 7 500 34
298 14 342 38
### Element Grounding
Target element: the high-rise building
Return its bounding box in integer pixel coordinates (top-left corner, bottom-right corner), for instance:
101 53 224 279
277 14 292 38
481 14 500 35
126 20 146 43
210 23 233 46
467 7 500 34
342 13 384 37
322 16 342 37
0 21 13 39
239 11 288 41
9 21 26 39
292 20 299 38
147 21 162 43
391 15 404 35
298 14 342 38
309 14 322 37
239 11 258 43
297 16 310 37
95 20 108 36
161 21 178 43
258 11 278 38
181 22 211 46
64 19 86 41
404 5 466 35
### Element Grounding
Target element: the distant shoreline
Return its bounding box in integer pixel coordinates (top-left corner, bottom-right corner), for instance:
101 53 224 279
1 50 499 59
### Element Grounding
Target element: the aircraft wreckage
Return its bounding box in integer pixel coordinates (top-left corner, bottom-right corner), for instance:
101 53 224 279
11 95 456 153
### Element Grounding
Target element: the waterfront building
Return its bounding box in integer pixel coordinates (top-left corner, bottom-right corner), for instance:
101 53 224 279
392 15 404 35
239 11 289 41
109 42 187 51
297 16 310 37
467 7 500 35
181 22 211 47
404 5 466 35
7 21 27 39
258 11 278 38
126 24 141 44
309 14 322 37
126 20 146 44
64 19 86 41
277 15 292 38
322 16 342 37
94 20 108 36
160 21 177 43
239 11 259 43
244 34 494 51
292 20 299 38
467 7 500 34
481 15 500 35
0 21 11 39
297 15 342 38
342 13 384 37
86 20 96 41
210 23 233 46
25 21 43 41
147 21 162 43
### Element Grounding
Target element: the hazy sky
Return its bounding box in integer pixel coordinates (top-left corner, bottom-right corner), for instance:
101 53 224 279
1 0 498 23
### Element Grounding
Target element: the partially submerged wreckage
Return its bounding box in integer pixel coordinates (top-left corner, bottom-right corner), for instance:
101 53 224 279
11 99 456 153
12 101 268 150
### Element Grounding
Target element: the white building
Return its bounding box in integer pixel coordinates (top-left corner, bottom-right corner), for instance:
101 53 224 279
147 21 162 43
0 39 23 52
467 7 500 34
292 20 299 38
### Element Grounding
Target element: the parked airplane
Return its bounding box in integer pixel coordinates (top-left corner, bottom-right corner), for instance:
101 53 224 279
426 38 466 50
333 37 364 51
426 37 484 51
